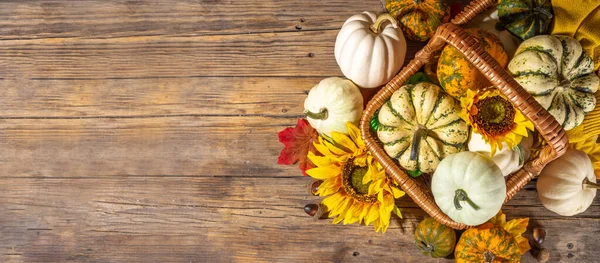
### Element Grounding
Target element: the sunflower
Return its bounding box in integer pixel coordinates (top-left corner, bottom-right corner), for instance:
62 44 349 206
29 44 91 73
306 122 405 233
460 88 534 156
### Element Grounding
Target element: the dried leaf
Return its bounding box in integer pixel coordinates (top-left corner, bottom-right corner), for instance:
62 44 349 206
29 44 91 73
277 119 319 175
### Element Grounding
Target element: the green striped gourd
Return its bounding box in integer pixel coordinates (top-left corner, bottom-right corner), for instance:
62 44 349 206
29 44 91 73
377 82 469 173
414 217 457 258
497 0 553 40
508 35 599 130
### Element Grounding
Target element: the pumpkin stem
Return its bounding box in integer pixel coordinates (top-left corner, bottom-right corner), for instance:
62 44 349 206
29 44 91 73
414 0 424 4
304 108 328 120
534 7 553 20
418 241 434 252
483 251 495 263
583 177 600 190
410 126 428 161
369 13 398 34
453 189 480 211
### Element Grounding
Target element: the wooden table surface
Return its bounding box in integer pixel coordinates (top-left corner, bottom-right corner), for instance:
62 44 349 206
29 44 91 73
0 1 598 262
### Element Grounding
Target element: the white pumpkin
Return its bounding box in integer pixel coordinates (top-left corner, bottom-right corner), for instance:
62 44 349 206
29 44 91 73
303 77 363 136
468 131 534 177
334 11 407 88
537 148 598 216
432 151 506 226
508 35 599 130
466 9 521 58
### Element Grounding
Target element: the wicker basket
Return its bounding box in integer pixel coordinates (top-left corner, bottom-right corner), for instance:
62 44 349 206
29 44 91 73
359 0 569 230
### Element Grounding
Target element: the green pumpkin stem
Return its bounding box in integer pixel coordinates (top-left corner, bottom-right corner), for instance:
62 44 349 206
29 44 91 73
410 126 428 161
583 178 600 190
369 13 398 34
304 108 328 120
414 0 424 4
418 241 434 252
453 189 480 210
534 7 553 20
483 251 495 263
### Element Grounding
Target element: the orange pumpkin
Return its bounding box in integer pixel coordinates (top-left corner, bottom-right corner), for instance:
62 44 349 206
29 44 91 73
455 223 521 263
386 0 450 42
436 28 508 99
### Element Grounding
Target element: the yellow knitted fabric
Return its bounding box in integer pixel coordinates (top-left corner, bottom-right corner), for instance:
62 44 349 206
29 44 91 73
551 0 600 143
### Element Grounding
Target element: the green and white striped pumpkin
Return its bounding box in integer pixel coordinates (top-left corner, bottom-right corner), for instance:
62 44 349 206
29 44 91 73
508 35 599 130
377 82 469 173
497 0 553 40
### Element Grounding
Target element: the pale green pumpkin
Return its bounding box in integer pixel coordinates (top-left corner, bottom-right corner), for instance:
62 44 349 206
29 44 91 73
377 82 469 173
508 35 599 130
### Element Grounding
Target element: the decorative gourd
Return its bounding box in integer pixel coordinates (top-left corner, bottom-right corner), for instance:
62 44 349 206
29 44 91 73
497 0 553 40
385 0 450 42
414 217 456 258
437 28 509 99
303 77 364 136
334 12 407 88
465 9 521 58
431 152 506 226
537 148 599 216
377 82 469 173
455 224 521 263
508 35 599 130
468 131 534 177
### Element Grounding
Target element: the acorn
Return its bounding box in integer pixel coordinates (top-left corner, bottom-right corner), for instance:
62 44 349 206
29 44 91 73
303 203 326 219
536 248 550 263
307 179 322 196
533 227 546 244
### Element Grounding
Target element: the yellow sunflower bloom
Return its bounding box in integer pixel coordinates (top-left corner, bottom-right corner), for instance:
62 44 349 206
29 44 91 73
306 122 405 233
460 88 534 156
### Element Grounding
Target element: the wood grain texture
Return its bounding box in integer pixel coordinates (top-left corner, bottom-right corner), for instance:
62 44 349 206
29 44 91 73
0 0 597 262
0 177 597 263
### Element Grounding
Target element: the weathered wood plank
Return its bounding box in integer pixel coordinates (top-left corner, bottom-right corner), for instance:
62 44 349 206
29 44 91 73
0 77 312 118
0 116 298 177
0 177 597 262
0 0 385 39
0 30 429 79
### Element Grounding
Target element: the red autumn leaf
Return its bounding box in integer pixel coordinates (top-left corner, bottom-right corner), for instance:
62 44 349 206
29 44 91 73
277 119 319 176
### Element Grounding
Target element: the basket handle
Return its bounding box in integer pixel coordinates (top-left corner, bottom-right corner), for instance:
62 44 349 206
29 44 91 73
450 0 497 25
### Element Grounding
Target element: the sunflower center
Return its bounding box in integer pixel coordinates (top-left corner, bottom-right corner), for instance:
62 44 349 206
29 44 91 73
351 167 370 195
342 158 377 203
473 96 515 136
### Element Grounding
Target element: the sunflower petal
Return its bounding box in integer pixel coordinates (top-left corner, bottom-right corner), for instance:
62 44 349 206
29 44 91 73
391 186 405 199
307 152 335 167
346 122 364 148
316 178 341 196
330 131 357 153
306 164 341 180
365 204 380 225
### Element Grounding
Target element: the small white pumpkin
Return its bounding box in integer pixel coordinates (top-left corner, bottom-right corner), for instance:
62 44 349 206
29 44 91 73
303 77 363 136
468 131 534 177
508 35 599 130
334 11 407 88
465 9 521 58
537 148 599 216
432 151 506 226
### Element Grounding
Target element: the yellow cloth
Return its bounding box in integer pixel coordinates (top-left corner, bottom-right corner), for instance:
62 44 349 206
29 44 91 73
551 0 600 143
551 0 600 72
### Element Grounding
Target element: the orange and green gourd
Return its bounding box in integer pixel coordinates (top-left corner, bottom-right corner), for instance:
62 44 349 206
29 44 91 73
414 217 456 258
385 0 450 42
437 28 509 100
455 223 521 263
497 0 553 40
